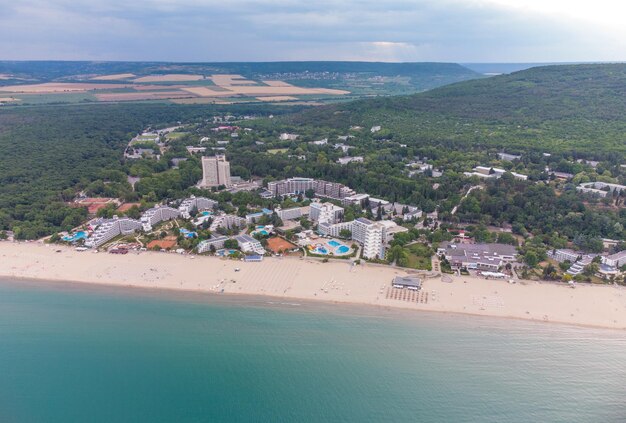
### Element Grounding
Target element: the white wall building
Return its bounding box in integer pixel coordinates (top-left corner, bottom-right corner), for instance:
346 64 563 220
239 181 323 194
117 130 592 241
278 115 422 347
603 250 626 269
318 221 354 238
235 234 265 255
141 206 180 232
85 217 143 248
337 156 363 165
362 222 386 260
309 202 344 225
197 236 229 253
178 196 218 219
275 207 302 221
210 214 246 232
200 155 232 188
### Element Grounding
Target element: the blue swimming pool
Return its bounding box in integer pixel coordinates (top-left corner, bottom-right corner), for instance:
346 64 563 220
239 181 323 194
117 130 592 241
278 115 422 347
328 240 341 247
62 231 88 242
336 246 350 254
216 249 238 256
313 247 329 255
180 228 196 238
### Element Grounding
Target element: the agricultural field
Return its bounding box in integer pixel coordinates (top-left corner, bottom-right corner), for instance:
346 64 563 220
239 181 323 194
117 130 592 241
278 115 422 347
0 61 481 106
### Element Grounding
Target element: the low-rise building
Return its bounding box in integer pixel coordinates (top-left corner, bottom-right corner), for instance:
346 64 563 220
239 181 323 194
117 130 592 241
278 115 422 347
275 207 302 221
438 242 517 271
318 221 354 238
497 152 521 161
197 236 229 253
337 156 363 165
464 166 528 181
602 250 626 269
576 182 626 198
245 208 273 224
235 234 265 255
279 133 299 141
392 276 422 290
548 249 582 263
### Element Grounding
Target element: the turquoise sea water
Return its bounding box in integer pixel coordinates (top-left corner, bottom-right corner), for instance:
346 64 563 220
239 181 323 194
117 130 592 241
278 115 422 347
1 278 626 422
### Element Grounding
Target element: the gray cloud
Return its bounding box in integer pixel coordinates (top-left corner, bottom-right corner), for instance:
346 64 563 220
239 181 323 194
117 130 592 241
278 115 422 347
0 0 623 61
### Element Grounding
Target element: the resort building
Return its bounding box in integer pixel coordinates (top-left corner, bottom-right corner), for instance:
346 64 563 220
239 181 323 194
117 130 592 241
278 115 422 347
275 207 302 221
196 236 229 253
341 193 370 207
141 206 180 232
85 217 143 248
464 166 528 181
361 222 387 260
318 221 354 238
576 182 626 198
235 234 265 255
279 133 299 141
209 214 246 232
437 242 517 271
266 178 355 200
351 218 373 244
602 250 626 269
349 218 387 260
337 156 363 165
309 202 344 225
178 196 218 219
403 209 423 222
200 155 232 188
186 146 206 154
548 249 583 263
497 152 522 162
245 209 273 224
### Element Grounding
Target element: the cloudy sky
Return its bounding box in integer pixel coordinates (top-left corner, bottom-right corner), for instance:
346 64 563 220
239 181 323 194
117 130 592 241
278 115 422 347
0 0 624 62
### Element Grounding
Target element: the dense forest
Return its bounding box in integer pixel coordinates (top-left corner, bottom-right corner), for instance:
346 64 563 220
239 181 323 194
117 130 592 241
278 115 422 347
287 64 626 156
0 103 300 238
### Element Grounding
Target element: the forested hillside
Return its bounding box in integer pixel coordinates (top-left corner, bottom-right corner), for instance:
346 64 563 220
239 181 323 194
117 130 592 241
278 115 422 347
288 64 626 156
0 103 297 238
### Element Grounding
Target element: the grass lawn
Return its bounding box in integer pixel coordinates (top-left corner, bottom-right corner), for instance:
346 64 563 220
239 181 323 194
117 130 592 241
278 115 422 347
267 148 289 154
166 132 189 140
404 243 433 270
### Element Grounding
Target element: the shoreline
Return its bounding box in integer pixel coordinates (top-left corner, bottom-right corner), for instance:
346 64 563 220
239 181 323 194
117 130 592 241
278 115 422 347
2 242 626 330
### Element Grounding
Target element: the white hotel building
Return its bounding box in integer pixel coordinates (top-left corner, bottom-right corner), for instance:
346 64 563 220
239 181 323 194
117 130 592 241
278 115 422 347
318 221 354 238
275 206 302 221
235 234 266 255
85 217 143 248
141 206 181 231
209 214 246 232
318 217 387 260
266 178 355 200
178 196 218 219
353 218 386 260
196 236 229 253
309 202 344 225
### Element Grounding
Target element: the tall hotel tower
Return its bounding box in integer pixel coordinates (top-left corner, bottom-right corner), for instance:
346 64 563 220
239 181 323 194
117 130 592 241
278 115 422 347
201 155 232 188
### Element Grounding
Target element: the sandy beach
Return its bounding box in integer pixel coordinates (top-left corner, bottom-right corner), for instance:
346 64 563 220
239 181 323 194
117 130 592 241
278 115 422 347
1 242 625 329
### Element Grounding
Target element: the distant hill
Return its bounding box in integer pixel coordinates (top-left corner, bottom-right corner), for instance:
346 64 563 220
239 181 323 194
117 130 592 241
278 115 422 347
0 60 480 99
288 63 626 156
